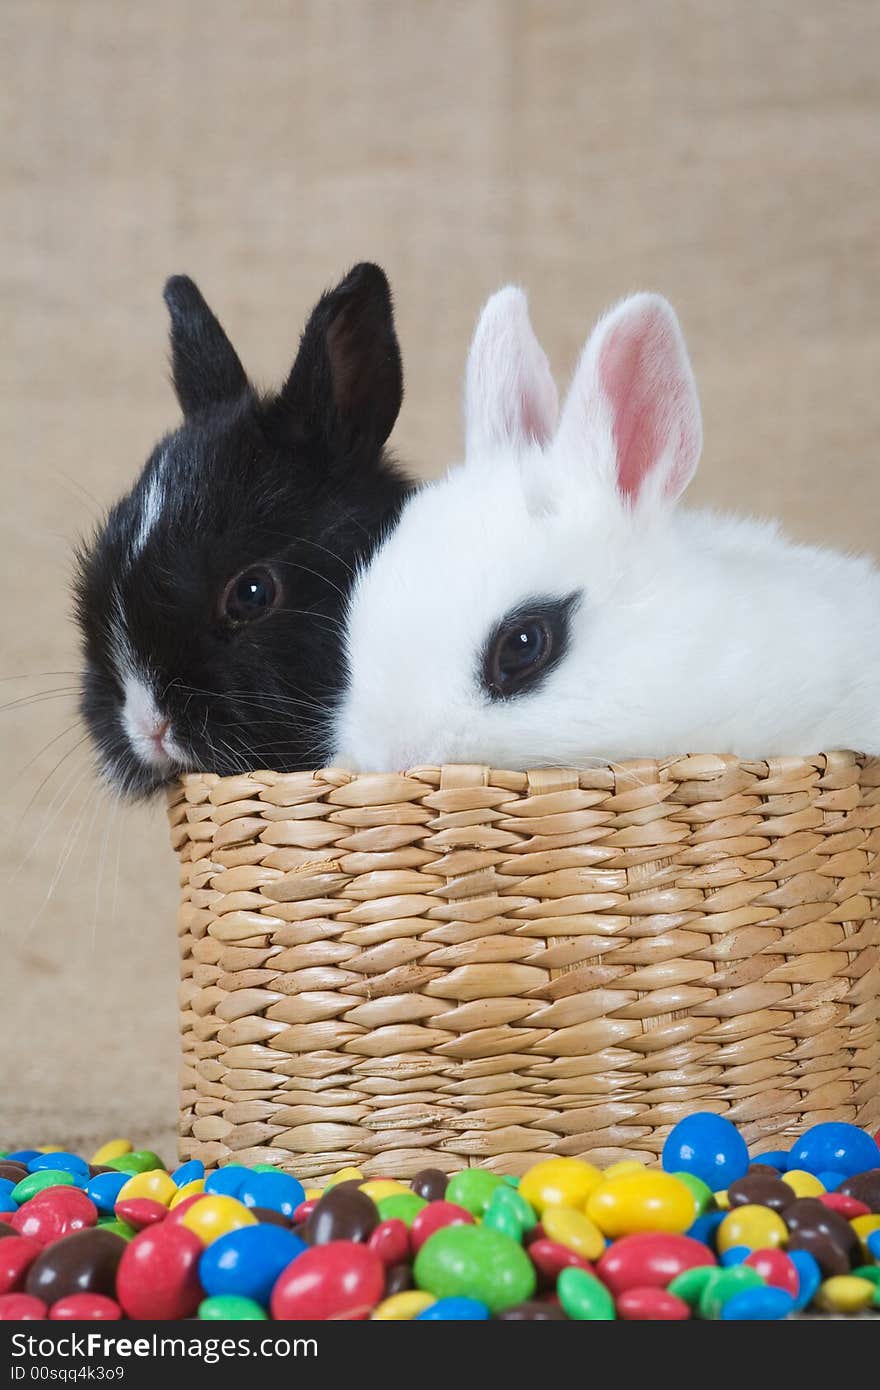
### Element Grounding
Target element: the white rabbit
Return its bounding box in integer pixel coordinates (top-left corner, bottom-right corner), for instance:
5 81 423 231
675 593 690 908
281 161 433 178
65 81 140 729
331 287 880 770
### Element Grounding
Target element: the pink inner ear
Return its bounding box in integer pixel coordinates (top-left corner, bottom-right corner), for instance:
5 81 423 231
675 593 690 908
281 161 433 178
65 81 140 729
599 303 694 502
519 377 556 446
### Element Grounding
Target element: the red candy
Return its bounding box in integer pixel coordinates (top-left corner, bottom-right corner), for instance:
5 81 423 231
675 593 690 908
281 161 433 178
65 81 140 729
597 1232 715 1297
293 1198 318 1225
115 1198 169 1229
271 1241 384 1321
50 1293 122 1320
528 1237 594 1286
818 1193 870 1219
12 1190 98 1247
617 1286 691 1320
116 1224 203 1320
0 1236 42 1294
743 1248 800 1297
0 1293 47 1320
410 1201 474 1251
367 1219 410 1266
164 1194 206 1224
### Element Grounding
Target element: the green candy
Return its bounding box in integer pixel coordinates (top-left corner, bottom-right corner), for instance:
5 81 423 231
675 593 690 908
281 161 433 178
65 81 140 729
414 1225 536 1314
484 1184 536 1238
250 1164 281 1174
97 1218 137 1240
557 1267 615 1321
502 1175 520 1188
482 1204 521 1241
445 1169 505 1218
376 1193 427 1227
199 1295 268 1320
698 1266 764 1320
106 1150 164 1175
672 1171 714 1216
667 1265 719 1307
11 1170 76 1203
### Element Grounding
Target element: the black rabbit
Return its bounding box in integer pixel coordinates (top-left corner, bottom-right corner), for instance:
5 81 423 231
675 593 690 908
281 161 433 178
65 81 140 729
74 263 410 797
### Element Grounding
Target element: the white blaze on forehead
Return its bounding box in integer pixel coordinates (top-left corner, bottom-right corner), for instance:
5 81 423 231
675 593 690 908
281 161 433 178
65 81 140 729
131 454 167 558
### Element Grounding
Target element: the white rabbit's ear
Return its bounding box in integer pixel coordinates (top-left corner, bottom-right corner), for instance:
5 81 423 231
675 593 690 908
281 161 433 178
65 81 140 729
560 293 702 506
464 287 559 458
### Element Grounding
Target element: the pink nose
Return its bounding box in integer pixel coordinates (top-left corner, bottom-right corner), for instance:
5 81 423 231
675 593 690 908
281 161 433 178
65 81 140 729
150 719 170 748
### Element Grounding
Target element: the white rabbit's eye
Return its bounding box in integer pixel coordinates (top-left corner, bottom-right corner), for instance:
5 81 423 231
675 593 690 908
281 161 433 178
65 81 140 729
483 593 580 700
221 566 281 625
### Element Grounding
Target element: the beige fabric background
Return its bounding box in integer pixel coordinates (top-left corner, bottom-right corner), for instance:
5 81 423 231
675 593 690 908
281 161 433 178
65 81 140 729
1 1 878 1161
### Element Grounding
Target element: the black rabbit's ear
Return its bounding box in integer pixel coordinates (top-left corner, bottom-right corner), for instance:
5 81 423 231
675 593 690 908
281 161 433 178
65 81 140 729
163 276 249 416
280 263 403 456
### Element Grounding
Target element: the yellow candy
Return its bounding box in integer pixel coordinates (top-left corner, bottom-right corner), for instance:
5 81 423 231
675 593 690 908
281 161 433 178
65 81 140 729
359 1180 410 1202
717 1204 788 1253
90 1139 132 1165
713 1190 730 1210
180 1194 256 1244
371 1291 436 1320
850 1213 880 1260
604 1160 646 1180
169 1179 206 1208
305 1188 324 1200
324 1168 364 1189
117 1169 177 1207
816 1275 876 1314
541 1205 605 1260
519 1158 602 1215
587 1172 696 1238
782 1169 825 1198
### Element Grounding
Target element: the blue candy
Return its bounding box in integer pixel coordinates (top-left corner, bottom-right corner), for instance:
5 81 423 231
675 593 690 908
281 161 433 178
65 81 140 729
199 1224 306 1306
27 1151 90 1180
719 1246 749 1266
416 1297 490 1321
721 1287 796 1320
687 1211 725 1247
172 1159 205 1188
6 1150 41 1164
237 1171 305 1218
0 1179 17 1200
752 1150 789 1172
662 1112 749 1189
816 1171 846 1191
867 1230 880 1261
0 1194 16 1214
787 1122 880 1180
204 1165 252 1198
85 1171 130 1214
788 1249 822 1312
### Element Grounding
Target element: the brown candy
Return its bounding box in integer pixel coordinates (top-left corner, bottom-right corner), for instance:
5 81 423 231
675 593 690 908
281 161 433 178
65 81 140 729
836 1169 880 1214
410 1169 448 1203
0 1163 29 1184
24 1228 126 1303
498 1300 567 1320
384 1262 413 1296
305 1185 379 1245
250 1206 292 1229
785 1231 851 1279
727 1174 793 1213
747 1164 781 1177
783 1197 859 1275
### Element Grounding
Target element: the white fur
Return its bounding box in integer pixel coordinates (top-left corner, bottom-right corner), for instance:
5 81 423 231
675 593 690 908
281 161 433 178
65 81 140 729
332 289 880 770
109 589 187 774
131 456 166 558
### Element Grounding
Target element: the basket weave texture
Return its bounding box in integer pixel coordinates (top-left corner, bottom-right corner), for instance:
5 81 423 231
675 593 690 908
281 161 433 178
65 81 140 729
171 755 880 1181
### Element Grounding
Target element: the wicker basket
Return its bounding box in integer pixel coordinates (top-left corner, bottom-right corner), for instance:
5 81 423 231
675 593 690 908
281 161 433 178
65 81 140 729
170 754 880 1181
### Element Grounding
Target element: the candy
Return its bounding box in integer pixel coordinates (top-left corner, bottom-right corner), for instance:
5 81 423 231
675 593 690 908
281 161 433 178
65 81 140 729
788 1249 822 1311
199 1294 268 1320
416 1295 489 1320
116 1224 204 1320
237 1171 305 1218
716 1205 788 1253
367 1219 410 1266
557 1267 615 1320
815 1275 876 1314
836 1168 880 1212
306 1185 379 1244
698 1265 764 1319
25 1229 126 1303
115 1198 169 1229
0 1293 47 1319
743 1248 799 1296
414 1225 536 1314
540 1205 604 1260
672 1172 713 1216
519 1158 601 1214
720 1287 795 1320
788 1123 880 1180
27 1152 90 1181
371 1290 435 1320
444 1169 504 1218
86 1172 130 1214
49 1293 122 1320
199 1225 305 1306
116 1169 177 1207
781 1169 826 1199
384 1262 413 1295
818 1192 869 1219
662 1113 749 1190
179 1195 257 1245
0 1235 42 1293
90 1141 132 1166
271 1242 384 1320
171 1160 204 1187
410 1169 449 1203
204 1166 251 1198
410 1201 473 1251
106 1151 164 1176
596 1232 715 1297
850 1213 880 1261
587 1172 697 1237
376 1193 427 1227
528 1237 594 1286
12 1189 98 1246
617 1286 691 1320
12 1170 78 1203
727 1173 792 1212
784 1197 860 1268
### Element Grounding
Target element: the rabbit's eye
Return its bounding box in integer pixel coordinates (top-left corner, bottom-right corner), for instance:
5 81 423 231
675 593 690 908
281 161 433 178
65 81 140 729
482 594 580 700
222 566 281 624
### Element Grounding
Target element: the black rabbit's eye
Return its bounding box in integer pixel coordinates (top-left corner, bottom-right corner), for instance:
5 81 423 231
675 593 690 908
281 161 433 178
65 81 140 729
222 567 280 624
482 593 580 700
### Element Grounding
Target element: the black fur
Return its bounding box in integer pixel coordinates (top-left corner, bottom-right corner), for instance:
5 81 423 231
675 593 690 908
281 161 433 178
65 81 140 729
74 264 410 797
